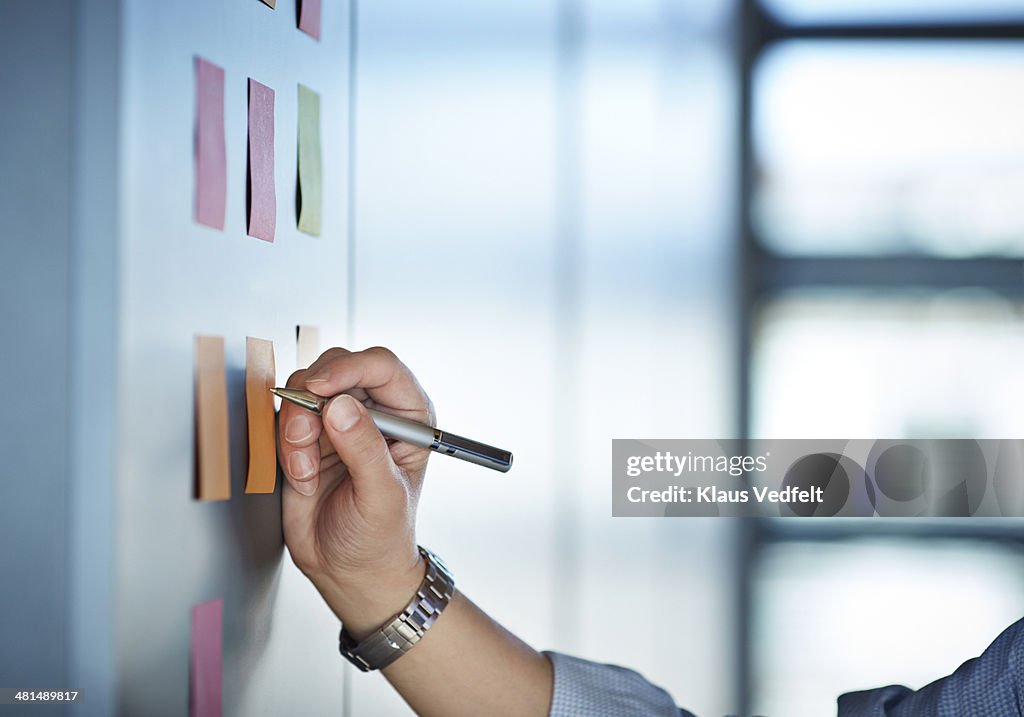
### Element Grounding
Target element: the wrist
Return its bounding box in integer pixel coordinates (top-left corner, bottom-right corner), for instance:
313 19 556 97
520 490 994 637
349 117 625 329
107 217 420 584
317 555 427 640
338 546 456 672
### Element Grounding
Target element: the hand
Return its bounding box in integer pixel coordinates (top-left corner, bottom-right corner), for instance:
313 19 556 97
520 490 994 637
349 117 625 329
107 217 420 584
279 348 553 717
278 346 436 638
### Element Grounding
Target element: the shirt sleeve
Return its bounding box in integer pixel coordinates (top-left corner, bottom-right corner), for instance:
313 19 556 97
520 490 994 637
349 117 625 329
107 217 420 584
543 651 696 717
837 616 1024 717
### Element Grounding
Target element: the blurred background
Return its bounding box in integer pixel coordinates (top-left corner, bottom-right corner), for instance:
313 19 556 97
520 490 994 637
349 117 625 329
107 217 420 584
354 1 1024 715
3 0 1024 715
349 0 737 713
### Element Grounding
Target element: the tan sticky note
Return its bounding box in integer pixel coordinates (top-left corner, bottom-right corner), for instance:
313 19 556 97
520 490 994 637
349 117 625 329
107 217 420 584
296 325 320 368
195 336 231 501
245 337 277 494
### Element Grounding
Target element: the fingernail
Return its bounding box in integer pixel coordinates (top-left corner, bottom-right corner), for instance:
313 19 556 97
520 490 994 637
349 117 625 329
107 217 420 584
326 395 360 432
284 414 313 444
288 451 314 480
295 477 318 497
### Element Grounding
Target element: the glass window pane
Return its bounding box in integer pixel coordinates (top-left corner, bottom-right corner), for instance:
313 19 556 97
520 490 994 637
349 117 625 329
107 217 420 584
760 0 1024 26
751 291 1024 437
753 42 1024 257
752 539 1024 717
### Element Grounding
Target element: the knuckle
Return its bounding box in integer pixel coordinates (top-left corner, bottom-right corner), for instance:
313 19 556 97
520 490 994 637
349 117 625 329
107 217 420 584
365 345 397 361
319 346 350 362
304 347 349 375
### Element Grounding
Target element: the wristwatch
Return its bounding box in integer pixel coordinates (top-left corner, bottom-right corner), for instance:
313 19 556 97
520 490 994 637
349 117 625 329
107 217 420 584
338 546 455 672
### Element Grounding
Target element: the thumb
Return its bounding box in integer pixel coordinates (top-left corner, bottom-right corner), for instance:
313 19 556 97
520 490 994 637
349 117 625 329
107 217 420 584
322 394 407 508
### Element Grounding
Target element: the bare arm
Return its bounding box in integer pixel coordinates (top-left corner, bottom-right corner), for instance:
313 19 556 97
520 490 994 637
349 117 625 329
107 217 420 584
277 347 553 717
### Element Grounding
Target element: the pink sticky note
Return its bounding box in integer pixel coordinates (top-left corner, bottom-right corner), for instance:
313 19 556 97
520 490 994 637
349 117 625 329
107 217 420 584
190 598 223 717
194 58 226 230
247 79 276 242
298 0 321 40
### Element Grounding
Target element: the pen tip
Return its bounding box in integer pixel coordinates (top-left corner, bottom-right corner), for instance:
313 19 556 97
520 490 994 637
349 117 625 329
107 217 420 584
267 386 324 414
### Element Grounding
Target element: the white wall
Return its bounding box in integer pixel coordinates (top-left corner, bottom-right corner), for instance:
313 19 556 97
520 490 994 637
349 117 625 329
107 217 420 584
116 0 352 714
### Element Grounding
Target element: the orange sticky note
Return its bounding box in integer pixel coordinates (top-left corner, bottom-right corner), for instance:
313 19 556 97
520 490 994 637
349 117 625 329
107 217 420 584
296 325 320 368
195 336 231 501
245 338 277 494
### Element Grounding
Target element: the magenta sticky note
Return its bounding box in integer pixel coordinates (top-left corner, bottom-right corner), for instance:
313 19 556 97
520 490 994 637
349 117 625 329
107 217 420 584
194 58 226 230
247 79 276 242
190 598 223 717
298 0 321 40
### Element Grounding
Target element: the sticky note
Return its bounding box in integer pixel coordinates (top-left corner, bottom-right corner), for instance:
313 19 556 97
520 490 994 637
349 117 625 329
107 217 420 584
194 57 226 230
190 598 223 717
247 79 276 242
298 0 321 40
195 336 230 501
245 338 277 494
296 325 320 368
297 84 322 236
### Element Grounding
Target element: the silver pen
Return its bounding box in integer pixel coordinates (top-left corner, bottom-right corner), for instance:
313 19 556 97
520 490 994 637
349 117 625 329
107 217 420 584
270 387 513 473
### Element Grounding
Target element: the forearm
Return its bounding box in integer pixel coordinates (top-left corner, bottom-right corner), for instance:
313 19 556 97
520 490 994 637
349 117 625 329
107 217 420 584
314 561 553 717
383 591 553 717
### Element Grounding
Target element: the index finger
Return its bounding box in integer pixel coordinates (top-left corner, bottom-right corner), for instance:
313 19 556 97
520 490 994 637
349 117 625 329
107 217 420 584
303 346 434 425
277 367 325 495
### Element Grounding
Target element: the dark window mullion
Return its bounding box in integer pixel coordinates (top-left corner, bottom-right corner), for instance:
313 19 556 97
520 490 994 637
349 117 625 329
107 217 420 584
765 21 1024 42
755 254 1024 297
753 1 1024 44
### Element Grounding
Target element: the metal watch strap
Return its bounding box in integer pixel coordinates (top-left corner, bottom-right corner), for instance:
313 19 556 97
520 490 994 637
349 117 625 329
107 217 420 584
338 546 455 672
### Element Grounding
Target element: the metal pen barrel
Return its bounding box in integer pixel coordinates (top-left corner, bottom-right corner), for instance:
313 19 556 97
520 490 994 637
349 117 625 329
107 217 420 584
366 408 436 447
271 387 513 473
367 409 512 473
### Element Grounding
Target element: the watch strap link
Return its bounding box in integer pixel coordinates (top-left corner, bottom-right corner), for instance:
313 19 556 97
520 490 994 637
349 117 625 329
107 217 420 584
339 546 455 672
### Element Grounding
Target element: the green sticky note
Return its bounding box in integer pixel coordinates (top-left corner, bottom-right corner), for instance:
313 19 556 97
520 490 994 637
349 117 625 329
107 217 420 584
297 84 322 236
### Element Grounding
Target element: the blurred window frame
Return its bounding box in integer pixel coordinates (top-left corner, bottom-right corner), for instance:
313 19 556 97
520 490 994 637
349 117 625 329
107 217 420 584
736 2 1024 714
